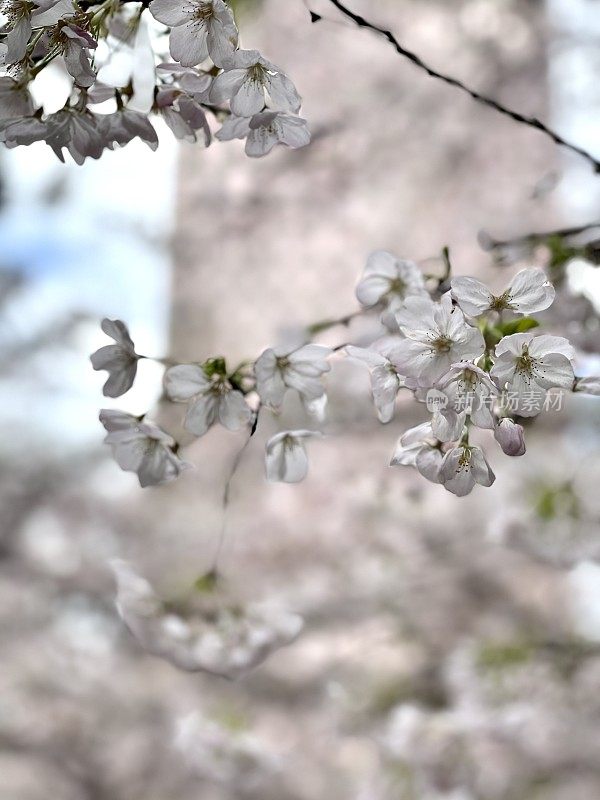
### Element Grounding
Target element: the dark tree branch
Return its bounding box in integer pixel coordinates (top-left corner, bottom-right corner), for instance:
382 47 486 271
315 0 600 174
479 221 600 251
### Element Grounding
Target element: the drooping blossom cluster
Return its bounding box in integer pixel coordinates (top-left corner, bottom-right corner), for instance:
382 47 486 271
91 251 600 499
0 0 309 162
112 560 303 679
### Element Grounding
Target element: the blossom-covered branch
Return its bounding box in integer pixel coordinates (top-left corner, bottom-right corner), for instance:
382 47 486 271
313 0 600 173
91 249 600 497
0 0 310 162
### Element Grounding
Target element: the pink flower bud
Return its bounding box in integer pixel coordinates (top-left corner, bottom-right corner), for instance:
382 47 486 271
494 418 526 457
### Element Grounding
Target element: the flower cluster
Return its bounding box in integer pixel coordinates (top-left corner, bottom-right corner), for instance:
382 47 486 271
91 254 599 497
112 560 302 678
0 0 309 162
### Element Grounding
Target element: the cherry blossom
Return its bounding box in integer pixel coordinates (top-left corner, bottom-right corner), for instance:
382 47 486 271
436 363 497 430
355 250 427 311
265 430 321 483
90 318 140 398
573 376 600 396
210 50 301 116
2 107 108 163
112 561 303 678
149 0 238 67
164 363 252 436
344 344 405 423
451 267 555 317
2 0 71 64
216 110 311 157
439 444 495 496
390 422 443 483
101 108 159 151
390 292 485 387
254 343 331 416
100 410 188 487
156 88 211 144
491 333 575 417
60 23 97 88
494 417 526 456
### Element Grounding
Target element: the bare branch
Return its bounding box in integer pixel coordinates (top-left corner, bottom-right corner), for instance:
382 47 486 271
314 0 600 174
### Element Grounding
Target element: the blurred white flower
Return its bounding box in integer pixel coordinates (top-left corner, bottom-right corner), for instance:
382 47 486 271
265 430 321 483
574 376 600 396
175 711 281 787
491 333 575 417
345 344 404 423
112 561 303 678
100 410 188 487
210 49 301 115
390 422 443 483
156 87 211 144
355 250 426 311
439 444 495 496
451 268 555 317
254 344 331 416
90 318 140 398
97 15 156 114
494 417 526 456
0 76 34 120
216 110 310 157
165 363 252 436
390 293 485 387
149 0 238 67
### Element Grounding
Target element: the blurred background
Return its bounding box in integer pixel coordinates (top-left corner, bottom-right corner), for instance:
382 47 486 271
2 0 600 798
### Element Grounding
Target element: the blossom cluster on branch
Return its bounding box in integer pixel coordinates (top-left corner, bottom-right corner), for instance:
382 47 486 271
0 0 309 162
91 252 600 500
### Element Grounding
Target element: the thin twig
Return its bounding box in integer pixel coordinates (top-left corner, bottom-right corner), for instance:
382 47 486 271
313 0 600 174
211 405 261 572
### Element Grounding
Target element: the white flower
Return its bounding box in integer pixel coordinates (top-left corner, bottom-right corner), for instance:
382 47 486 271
390 422 443 484
90 318 140 398
574 376 600 396
254 344 331 416
149 0 238 67
439 444 495 496
344 344 404 423
100 410 188 487
494 418 526 456
164 363 252 436
216 110 310 157
175 711 279 785
111 561 303 678
265 429 321 483
355 250 427 310
490 333 575 417
390 292 485 387
210 49 301 116
451 268 555 317
436 362 497 431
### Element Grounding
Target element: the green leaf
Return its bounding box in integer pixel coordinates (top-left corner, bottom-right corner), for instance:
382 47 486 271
499 317 540 336
194 570 219 593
